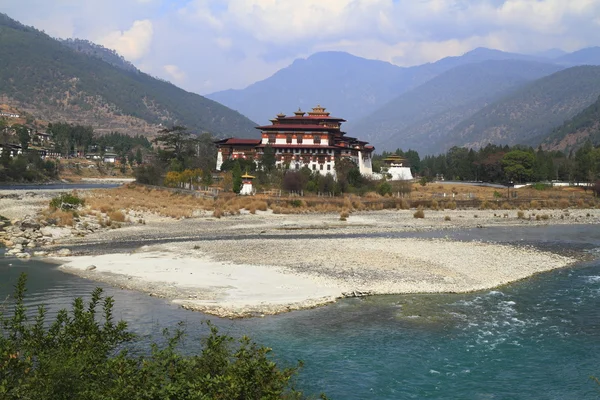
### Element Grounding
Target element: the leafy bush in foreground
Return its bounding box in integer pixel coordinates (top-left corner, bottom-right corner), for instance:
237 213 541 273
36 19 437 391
49 192 85 211
0 274 320 400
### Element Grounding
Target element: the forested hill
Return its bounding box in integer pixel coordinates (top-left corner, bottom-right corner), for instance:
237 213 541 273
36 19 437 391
0 14 257 137
60 38 139 73
346 59 564 155
445 66 600 151
542 95 600 151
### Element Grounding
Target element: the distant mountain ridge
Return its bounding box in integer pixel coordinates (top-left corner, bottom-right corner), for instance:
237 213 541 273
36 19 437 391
543 95 600 151
445 66 600 151
208 51 410 124
346 59 565 155
207 47 562 126
0 13 257 137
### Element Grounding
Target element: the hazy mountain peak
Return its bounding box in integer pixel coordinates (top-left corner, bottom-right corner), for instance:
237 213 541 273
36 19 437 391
556 47 600 66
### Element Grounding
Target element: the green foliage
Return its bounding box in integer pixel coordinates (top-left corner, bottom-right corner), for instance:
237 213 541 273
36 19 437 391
0 14 257 138
377 182 392 196
232 161 242 194
134 163 165 185
153 127 216 173
96 132 152 154
418 143 595 184
49 193 85 211
0 274 312 399
48 122 94 156
531 182 552 190
502 150 535 183
289 199 303 208
221 157 255 174
260 145 276 172
0 154 57 183
14 125 29 150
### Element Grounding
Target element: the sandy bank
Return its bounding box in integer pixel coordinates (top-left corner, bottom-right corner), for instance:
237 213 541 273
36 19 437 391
58 251 342 318
57 237 577 318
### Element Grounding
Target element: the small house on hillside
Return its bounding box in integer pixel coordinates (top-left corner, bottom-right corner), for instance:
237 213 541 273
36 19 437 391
103 152 117 163
0 144 22 158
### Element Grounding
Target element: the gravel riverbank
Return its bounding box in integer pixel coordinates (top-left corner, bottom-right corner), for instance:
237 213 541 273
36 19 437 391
53 208 592 318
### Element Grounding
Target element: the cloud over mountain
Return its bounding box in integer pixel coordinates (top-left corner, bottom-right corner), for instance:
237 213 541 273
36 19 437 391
3 0 600 93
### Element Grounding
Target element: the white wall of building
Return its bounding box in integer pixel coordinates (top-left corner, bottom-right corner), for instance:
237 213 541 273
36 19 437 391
216 150 224 171
388 166 414 180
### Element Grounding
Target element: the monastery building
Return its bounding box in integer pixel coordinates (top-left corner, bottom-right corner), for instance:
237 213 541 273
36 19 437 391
215 106 374 177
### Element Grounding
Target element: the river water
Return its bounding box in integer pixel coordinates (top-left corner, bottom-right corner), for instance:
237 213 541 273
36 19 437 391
1 226 599 399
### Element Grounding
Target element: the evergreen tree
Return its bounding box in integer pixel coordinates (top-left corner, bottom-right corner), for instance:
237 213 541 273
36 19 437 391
232 161 242 193
260 145 276 172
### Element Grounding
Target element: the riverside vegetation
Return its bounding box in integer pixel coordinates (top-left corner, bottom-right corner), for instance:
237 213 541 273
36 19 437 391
0 274 320 399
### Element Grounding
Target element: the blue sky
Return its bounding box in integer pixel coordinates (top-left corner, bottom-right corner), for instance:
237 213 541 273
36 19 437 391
2 0 600 94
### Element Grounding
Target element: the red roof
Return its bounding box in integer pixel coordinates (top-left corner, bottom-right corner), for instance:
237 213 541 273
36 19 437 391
214 138 261 146
278 116 345 122
257 124 341 131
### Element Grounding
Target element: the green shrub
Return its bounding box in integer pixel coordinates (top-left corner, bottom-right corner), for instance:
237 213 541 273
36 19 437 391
531 182 552 191
289 199 302 208
377 182 392 196
49 193 85 211
0 274 312 399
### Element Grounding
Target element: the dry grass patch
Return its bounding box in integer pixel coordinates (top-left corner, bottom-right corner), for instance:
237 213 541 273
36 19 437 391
84 185 215 219
42 210 74 227
340 209 350 221
108 210 126 222
413 207 425 219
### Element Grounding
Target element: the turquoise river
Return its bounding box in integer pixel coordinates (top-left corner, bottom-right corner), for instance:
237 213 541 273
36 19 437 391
1 225 599 399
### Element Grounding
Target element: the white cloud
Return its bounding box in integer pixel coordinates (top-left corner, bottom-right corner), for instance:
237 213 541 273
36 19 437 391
99 19 154 61
215 37 233 49
5 0 600 93
163 64 187 82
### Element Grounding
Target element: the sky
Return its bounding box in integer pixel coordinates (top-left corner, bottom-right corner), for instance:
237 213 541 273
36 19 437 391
2 0 600 95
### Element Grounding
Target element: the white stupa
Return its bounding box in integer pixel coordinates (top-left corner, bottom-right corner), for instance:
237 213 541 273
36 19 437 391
383 155 413 180
240 172 255 195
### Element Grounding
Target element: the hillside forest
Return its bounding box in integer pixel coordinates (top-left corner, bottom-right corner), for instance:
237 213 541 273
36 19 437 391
0 13 257 139
0 118 151 182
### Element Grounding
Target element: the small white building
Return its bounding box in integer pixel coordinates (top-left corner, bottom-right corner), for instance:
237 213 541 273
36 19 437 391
383 154 413 181
239 173 255 195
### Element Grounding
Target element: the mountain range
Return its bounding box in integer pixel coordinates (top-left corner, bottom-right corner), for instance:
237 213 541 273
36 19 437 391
445 66 600 151
208 46 600 155
206 47 558 125
345 59 565 154
0 13 257 138
543 95 600 151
